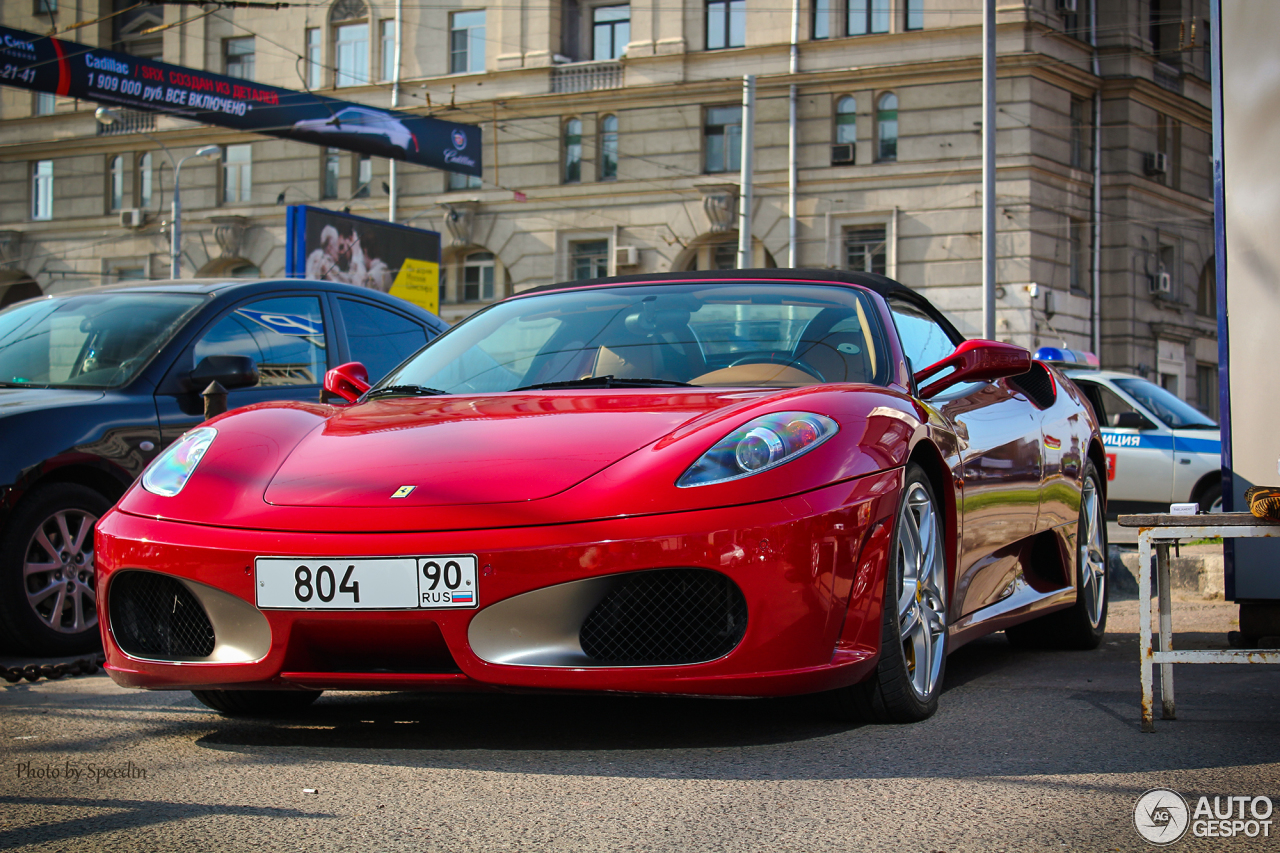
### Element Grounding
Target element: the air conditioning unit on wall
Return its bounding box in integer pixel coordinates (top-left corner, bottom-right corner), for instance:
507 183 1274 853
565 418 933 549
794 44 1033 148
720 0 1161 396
614 245 639 267
1150 270 1172 295
119 209 145 228
830 144 855 165
1145 151 1169 176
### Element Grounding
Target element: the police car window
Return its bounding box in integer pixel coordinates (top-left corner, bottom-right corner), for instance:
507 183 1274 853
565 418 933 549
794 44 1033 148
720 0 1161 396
1085 383 1141 427
338 298 428 382
1113 377 1217 429
194 296 326 386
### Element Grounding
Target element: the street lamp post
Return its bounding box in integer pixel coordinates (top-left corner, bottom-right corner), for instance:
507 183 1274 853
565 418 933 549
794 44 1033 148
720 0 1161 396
93 108 219 279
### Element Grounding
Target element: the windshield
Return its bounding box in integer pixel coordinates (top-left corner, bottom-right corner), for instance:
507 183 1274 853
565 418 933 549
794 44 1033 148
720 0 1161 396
0 292 203 389
379 282 888 394
1113 377 1218 429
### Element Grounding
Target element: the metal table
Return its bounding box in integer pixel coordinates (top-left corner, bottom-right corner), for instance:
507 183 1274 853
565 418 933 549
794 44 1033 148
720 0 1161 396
1118 512 1280 732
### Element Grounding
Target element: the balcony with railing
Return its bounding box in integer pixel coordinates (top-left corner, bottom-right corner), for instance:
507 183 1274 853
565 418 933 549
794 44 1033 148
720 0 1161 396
550 61 623 94
95 109 156 136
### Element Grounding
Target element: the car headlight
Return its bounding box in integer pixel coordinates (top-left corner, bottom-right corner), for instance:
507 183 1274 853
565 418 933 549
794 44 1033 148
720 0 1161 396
677 412 838 488
141 427 217 497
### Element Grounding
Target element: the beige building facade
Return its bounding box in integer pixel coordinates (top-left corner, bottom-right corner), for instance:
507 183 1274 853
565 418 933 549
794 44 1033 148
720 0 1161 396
0 0 1216 407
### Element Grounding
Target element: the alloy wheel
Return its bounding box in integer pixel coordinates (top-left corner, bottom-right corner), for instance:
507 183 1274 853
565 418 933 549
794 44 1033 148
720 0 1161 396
896 481 947 700
23 508 99 635
1078 478 1107 629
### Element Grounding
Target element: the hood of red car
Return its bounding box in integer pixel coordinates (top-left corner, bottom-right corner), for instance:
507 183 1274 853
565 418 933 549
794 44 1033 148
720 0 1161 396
263 391 749 508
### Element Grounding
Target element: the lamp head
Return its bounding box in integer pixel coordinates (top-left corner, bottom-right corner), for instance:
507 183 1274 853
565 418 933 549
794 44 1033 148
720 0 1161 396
94 106 120 127
195 145 221 159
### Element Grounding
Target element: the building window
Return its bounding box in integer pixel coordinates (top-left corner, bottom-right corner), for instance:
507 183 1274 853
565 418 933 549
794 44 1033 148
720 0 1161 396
600 114 619 180
849 0 890 36
1202 18 1212 84
1149 0 1178 60
33 91 56 116
354 153 371 198
136 152 153 208
812 0 831 39
224 36 254 80
1197 258 1217 318
1195 363 1217 416
706 0 745 50
705 105 743 173
451 11 486 74
571 240 610 280
563 118 583 184
31 160 53 221
307 28 323 88
593 5 630 60
711 242 737 270
1069 219 1088 294
335 23 369 87
380 19 397 81
1157 243 1177 298
35 0 58 12
1063 0 1091 40
108 155 125 212
876 93 898 161
905 0 923 31
448 170 482 191
845 227 887 274
222 144 252 204
463 251 495 301
1070 97 1090 171
322 148 341 199
835 95 857 144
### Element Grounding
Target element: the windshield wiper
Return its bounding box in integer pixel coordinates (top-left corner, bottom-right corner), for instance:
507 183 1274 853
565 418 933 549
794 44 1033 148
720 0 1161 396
365 384 449 399
509 375 695 392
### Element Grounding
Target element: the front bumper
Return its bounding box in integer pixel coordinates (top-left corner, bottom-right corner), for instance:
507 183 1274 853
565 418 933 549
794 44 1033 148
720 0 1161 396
95 470 899 697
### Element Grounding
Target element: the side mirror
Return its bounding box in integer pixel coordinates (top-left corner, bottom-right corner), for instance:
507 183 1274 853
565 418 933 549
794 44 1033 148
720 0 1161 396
1112 411 1157 430
913 339 1032 398
189 355 258 392
324 361 370 403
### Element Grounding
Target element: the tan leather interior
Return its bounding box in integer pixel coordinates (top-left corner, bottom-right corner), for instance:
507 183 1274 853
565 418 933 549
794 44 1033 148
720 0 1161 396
689 363 821 387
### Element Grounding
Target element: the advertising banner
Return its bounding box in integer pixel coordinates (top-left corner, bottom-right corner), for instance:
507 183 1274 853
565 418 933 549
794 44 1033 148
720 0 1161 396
0 25 481 176
286 206 441 315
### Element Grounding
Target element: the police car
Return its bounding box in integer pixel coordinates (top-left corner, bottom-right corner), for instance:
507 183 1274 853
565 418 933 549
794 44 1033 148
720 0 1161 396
1036 348 1223 517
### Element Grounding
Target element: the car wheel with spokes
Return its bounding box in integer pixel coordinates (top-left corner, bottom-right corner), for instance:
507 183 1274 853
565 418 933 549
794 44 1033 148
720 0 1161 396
830 463 948 723
0 484 111 656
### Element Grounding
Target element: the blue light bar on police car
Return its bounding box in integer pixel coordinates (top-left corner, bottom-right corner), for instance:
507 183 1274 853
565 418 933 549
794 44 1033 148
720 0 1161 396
1034 347 1100 368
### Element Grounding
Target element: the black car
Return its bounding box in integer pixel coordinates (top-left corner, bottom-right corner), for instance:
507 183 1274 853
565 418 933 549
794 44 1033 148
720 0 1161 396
0 278 448 656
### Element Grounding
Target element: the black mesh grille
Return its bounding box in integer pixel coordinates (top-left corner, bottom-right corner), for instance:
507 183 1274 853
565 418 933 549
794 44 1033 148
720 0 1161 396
1009 362 1057 409
109 571 215 659
579 569 747 665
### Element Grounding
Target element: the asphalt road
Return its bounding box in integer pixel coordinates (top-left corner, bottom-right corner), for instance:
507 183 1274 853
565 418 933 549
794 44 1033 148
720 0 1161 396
1 598 1277 852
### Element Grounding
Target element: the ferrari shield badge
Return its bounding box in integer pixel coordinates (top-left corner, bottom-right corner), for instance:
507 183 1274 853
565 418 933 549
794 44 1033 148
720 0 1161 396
391 486 416 499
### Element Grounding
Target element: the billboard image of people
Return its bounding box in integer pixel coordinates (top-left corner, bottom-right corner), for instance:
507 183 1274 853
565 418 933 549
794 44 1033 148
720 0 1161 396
286 206 442 315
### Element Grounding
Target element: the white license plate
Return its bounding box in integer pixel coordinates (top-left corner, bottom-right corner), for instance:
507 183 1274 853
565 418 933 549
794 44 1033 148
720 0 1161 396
255 555 478 610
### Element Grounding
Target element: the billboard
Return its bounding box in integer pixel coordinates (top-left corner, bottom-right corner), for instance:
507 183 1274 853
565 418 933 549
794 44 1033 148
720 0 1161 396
285 206 441 315
0 25 480 176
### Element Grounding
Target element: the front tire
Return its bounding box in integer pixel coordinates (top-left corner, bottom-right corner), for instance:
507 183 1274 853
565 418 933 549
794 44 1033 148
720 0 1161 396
1006 460 1108 650
192 689 323 717
831 463 948 723
0 484 111 656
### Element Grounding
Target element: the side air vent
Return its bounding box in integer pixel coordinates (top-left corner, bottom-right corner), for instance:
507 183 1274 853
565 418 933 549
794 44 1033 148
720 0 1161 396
109 571 216 660
1008 362 1057 409
579 569 747 665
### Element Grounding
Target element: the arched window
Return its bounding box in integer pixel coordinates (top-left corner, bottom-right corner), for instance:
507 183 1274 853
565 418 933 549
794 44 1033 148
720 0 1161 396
564 118 582 184
835 95 857 145
108 155 124 212
137 152 153 208
876 92 898 161
331 0 369 88
599 114 618 181
463 251 496 302
1198 257 1217 318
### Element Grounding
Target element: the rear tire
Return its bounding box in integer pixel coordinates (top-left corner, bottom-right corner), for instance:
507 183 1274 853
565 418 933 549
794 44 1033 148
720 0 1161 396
191 689 322 717
830 463 948 723
1006 460 1108 650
